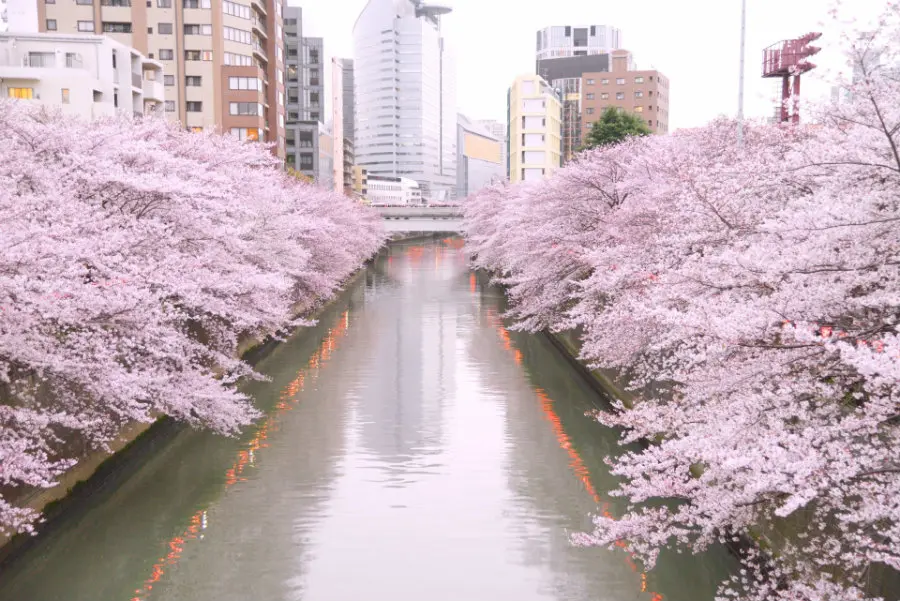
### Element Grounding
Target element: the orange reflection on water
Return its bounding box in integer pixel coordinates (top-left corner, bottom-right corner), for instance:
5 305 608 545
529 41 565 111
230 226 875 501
131 310 352 601
485 309 661 600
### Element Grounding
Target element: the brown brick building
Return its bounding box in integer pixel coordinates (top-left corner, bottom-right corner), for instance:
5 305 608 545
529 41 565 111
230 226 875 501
581 49 669 136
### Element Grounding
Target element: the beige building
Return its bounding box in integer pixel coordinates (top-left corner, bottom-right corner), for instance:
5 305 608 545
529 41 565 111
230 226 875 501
34 0 286 157
581 49 669 136
457 114 504 198
0 31 163 118
507 74 562 183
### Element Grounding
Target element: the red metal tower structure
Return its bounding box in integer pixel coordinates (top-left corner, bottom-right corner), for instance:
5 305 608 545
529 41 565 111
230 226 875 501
762 32 822 124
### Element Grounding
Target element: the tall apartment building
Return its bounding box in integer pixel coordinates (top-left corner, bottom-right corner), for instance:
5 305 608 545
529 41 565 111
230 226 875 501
284 6 327 181
536 25 622 60
457 114 504 198
581 50 670 135
0 31 164 118
353 0 456 202
34 0 286 157
336 57 354 142
507 74 562 183
537 53 611 162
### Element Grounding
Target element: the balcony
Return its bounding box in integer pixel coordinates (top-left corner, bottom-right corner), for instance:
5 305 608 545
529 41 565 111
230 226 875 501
251 16 267 39
250 0 266 15
143 78 164 101
131 71 142 88
252 41 267 62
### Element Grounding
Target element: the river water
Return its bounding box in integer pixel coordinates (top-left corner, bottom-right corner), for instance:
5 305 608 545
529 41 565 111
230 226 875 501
0 239 734 601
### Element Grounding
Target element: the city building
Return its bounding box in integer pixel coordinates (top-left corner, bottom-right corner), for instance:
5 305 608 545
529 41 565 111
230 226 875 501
535 25 622 60
331 57 344 192
284 6 327 181
457 114 505 198
581 49 670 135
474 119 508 169
537 53 612 162
336 57 354 142
366 175 422 206
343 137 355 195
29 0 286 156
353 0 457 202
507 74 562 183
351 165 368 198
318 126 334 190
0 32 164 119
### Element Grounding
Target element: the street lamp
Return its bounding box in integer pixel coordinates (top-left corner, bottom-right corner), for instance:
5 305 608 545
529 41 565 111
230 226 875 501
737 0 747 147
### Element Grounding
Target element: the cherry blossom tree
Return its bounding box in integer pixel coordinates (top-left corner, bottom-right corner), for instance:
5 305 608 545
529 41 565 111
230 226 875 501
0 102 384 536
465 6 899 600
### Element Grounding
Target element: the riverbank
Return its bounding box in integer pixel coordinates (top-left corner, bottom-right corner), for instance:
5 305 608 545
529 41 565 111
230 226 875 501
0 259 377 564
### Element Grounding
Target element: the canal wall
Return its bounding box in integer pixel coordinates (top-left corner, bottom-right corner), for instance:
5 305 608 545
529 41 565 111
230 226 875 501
0 261 376 561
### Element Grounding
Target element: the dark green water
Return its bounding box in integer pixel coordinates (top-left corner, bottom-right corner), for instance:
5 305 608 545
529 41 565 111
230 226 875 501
0 240 734 601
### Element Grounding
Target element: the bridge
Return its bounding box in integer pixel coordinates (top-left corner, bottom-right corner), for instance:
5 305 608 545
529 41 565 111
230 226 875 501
377 206 463 233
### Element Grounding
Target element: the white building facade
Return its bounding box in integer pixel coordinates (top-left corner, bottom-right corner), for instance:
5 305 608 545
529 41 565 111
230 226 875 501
536 25 623 60
367 175 422 206
353 0 456 203
0 32 163 119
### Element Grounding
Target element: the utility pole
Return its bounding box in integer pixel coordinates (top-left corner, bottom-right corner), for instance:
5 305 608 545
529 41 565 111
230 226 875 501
737 0 747 147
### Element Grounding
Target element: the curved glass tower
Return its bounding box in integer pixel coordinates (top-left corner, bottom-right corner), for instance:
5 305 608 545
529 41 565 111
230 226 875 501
353 0 457 202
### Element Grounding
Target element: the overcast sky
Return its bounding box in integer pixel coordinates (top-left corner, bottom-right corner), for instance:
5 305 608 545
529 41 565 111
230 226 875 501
295 0 886 130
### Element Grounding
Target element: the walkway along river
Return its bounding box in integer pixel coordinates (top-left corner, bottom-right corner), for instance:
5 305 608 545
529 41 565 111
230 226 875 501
0 239 735 601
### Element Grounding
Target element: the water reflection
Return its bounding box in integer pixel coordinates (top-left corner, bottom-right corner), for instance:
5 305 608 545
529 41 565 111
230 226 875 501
0 239 734 601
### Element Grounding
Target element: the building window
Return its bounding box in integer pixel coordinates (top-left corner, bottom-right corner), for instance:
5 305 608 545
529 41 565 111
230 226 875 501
159 48 174 60
183 0 210 7
76 0 93 4
164 100 176 112
103 22 133 33
186 101 202 112
601 78 609 85
185 50 213 61
616 78 626 85
77 20 95 31
45 0 55 4
635 91 644 98
157 0 171 6
648 120 653 127
601 92 609 99
61 88 70 103
224 52 252 66
635 76 644 84
586 93 594 100
158 22 173 34
229 102 262 116
101 0 131 5
7 88 34 99
228 76 260 90
634 106 644 113
46 19 57 30
231 127 260 141
223 0 250 18
184 23 212 35
586 78 595 85
164 74 175 85
185 76 202 86
223 26 251 43
616 92 625 100
586 107 595 115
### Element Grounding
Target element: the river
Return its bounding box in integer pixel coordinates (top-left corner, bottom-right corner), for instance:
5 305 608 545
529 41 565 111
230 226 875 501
0 239 734 601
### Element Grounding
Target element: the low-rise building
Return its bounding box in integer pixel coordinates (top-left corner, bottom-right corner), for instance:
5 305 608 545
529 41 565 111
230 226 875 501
457 114 505 198
507 74 562 183
581 49 669 136
351 165 368 199
0 32 164 119
367 175 422 206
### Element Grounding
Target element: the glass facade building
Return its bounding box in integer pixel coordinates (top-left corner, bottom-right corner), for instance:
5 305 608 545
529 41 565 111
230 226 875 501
353 0 456 202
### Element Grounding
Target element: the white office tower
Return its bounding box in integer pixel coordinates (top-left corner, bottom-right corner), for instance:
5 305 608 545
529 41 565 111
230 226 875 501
353 0 457 203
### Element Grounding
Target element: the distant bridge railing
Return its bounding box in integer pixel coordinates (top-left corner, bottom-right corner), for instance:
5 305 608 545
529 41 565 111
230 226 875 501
376 205 464 232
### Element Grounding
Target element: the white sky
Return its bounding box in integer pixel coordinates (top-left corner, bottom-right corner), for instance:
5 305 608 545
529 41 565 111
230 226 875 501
294 0 887 130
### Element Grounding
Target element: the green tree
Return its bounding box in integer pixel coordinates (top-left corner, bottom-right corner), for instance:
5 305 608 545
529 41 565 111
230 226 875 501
581 107 652 150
